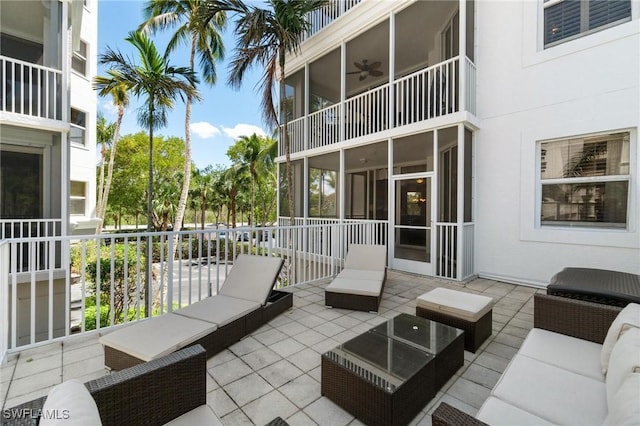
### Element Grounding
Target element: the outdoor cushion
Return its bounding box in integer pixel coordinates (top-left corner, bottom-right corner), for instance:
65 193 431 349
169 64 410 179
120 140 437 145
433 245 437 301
343 244 386 271
518 328 603 381
99 313 216 362
476 396 553 426
600 302 640 374
605 327 640 407
603 372 640 426
491 354 607 425
336 268 385 282
174 295 260 327
40 379 101 426
326 277 382 297
218 254 283 305
416 288 494 322
164 405 223 426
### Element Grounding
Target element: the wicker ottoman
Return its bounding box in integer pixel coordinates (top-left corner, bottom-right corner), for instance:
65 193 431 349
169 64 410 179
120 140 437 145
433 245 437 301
416 288 494 352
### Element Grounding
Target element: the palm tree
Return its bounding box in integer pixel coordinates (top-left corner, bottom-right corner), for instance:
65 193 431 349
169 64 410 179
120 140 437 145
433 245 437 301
96 113 115 228
232 134 261 226
94 31 200 233
228 0 328 224
140 0 231 239
190 165 215 229
94 83 129 233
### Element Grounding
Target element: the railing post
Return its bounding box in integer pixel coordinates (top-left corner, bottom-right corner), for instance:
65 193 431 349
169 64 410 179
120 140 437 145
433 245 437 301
459 0 467 113
0 242 9 363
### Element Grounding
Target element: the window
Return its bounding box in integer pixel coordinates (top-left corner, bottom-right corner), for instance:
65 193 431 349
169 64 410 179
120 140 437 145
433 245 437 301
309 168 337 217
72 40 87 75
540 132 630 228
544 0 631 47
70 181 86 215
70 108 86 145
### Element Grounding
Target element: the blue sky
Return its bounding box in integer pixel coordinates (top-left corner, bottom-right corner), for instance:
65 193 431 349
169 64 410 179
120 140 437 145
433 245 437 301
97 0 268 169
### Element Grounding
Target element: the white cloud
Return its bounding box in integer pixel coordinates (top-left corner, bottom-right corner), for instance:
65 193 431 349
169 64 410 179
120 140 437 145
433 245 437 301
221 124 267 139
99 100 118 117
191 121 222 139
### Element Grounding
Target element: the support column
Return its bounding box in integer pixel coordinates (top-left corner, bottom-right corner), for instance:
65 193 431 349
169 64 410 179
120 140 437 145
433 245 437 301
303 157 309 223
388 11 395 130
304 63 310 151
339 149 345 222
459 0 467 112
456 124 465 280
387 138 393 268
340 42 346 142
433 129 440 276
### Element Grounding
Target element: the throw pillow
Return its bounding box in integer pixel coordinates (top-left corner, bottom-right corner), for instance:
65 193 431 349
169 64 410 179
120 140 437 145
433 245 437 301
40 379 102 426
605 327 640 408
600 303 640 374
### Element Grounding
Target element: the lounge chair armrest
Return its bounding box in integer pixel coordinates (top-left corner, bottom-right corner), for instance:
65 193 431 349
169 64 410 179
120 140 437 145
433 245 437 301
432 402 488 426
534 293 622 344
3 345 207 426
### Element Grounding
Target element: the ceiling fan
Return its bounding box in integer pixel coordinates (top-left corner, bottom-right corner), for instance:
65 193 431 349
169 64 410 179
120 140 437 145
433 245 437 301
347 60 383 81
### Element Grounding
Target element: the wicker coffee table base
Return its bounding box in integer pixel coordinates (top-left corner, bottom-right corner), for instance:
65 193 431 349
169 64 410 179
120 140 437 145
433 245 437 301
416 306 492 353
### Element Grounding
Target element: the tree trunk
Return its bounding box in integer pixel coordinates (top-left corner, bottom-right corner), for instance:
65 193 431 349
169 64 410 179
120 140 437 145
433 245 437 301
280 49 294 225
96 107 124 234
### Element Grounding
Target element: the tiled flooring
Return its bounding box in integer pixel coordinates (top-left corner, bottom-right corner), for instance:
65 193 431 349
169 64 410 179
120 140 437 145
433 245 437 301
0 270 540 425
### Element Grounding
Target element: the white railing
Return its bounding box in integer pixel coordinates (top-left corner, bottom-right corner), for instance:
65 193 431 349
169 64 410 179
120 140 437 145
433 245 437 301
1 55 62 120
279 116 306 156
1 220 64 274
344 83 389 140
435 222 474 280
395 57 459 127
462 223 474 279
284 56 476 155
1 221 387 352
0 219 63 239
309 104 341 149
305 0 363 39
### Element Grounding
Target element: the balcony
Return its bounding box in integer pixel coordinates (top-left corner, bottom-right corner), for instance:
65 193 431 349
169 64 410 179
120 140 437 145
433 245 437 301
0 56 62 121
304 0 363 40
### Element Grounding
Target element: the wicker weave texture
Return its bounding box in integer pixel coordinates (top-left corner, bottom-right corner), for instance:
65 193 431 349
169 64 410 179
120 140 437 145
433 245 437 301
416 307 491 352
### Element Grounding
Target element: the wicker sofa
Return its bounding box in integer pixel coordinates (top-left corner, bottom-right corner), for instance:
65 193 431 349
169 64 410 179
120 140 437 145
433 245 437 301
433 294 640 426
3 345 218 426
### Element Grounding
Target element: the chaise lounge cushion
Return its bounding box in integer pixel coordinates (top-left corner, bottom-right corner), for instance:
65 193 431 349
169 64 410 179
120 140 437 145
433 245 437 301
174 295 260 327
336 268 385 282
518 328 603 381
600 302 640 374
491 354 608 425
164 405 223 426
40 379 101 426
476 396 553 426
326 277 383 297
343 244 386 271
99 313 216 362
603 372 640 426
416 288 494 322
605 327 640 407
218 255 283 305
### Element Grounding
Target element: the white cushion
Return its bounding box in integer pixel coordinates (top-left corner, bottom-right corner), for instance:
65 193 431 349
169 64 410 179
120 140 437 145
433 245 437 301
491 354 607 425
326 277 382 297
163 405 223 426
343 244 386 271
605 327 640 407
99 313 216 362
218 254 283 305
518 328 604 381
174 295 260 327
476 396 554 426
603 372 640 426
601 303 640 374
416 288 494 322
40 379 101 425
337 268 385 282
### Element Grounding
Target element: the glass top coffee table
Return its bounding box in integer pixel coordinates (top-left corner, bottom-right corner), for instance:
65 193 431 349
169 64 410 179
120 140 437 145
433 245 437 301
321 313 464 426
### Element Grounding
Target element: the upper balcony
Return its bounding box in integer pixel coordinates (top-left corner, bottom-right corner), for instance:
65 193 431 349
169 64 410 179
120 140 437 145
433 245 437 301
0 1 64 122
280 0 476 157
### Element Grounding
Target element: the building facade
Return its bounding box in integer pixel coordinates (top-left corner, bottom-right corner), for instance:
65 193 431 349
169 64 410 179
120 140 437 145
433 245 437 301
1 0 98 241
277 0 639 286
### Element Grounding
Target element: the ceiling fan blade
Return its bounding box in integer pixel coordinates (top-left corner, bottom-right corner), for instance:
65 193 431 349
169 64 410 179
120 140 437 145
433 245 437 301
369 70 383 77
353 62 365 70
369 61 382 69
347 71 361 75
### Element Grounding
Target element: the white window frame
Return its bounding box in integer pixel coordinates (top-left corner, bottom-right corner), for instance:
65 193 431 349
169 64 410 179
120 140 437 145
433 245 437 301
72 39 88 76
537 131 631 229
543 0 632 48
69 181 87 216
70 107 86 146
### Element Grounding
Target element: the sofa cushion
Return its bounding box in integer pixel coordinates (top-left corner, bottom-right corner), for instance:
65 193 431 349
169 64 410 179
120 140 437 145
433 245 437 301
218 254 283 305
491 354 607 425
343 244 386 271
603 372 640 426
99 313 217 362
416 288 494 322
163 405 223 426
174 295 260 327
40 379 101 425
476 396 554 426
326 277 383 297
605 326 640 407
601 303 640 374
518 328 603 381
337 268 385 282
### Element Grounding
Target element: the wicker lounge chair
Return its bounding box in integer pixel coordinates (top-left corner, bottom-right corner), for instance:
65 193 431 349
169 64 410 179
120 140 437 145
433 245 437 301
3 345 219 426
325 244 387 312
100 254 291 370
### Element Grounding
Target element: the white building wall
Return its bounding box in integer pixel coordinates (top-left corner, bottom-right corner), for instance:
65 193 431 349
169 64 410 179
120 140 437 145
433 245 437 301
474 1 640 285
69 0 98 222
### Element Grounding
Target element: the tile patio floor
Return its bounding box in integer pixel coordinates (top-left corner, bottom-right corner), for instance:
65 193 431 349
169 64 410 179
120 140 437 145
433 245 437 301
0 270 540 425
